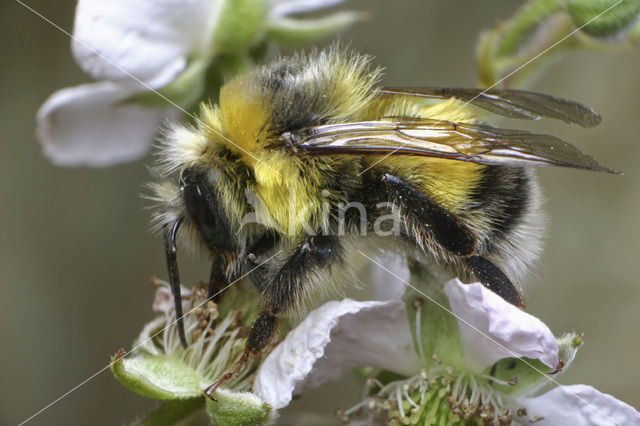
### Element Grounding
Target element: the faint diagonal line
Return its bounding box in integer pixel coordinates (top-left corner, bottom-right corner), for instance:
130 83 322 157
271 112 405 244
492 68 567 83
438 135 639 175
357 250 623 426
17 250 282 426
15 0 281 176
15 0 629 424
358 0 625 176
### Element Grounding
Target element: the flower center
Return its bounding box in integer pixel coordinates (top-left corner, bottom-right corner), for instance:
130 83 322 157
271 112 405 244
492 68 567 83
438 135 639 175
143 279 262 390
341 366 518 425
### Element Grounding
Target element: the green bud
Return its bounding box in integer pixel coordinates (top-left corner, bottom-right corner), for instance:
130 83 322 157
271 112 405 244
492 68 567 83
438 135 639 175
557 331 582 367
568 0 640 39
572 334 584 348
205 389 272 426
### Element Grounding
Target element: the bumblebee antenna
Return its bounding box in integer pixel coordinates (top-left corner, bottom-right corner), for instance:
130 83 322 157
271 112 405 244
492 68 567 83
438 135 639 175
164 217 188 348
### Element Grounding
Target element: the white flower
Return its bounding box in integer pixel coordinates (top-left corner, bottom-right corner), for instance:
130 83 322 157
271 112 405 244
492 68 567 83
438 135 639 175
37 0 360 167
253 278 640 425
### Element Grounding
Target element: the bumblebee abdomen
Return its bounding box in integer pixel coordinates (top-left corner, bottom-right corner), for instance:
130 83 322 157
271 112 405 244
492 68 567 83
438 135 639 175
371 156 543 281
463 165 544 279
467 166 531 239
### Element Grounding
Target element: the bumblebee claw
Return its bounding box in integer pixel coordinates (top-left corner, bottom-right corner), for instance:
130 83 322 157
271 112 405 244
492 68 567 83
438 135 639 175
549 360 565 375
204 373 233 400
203 351 251 400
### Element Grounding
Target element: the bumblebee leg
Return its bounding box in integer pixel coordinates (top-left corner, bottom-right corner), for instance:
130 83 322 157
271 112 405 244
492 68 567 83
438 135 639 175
245 311 280 356
207 255 228 302
464 255 524 307
260 235 342 321
163 218 189 348
380 173 475 256
207 233 280 303
204 235 342 399
379 173 523 307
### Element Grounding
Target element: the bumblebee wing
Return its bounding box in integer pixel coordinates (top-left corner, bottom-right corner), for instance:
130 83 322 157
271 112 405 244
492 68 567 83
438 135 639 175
381 87 601 128
295 118 618 173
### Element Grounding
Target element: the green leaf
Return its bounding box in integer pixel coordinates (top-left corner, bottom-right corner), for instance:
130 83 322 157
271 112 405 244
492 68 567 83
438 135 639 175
205 389 272 426
111 352 204 400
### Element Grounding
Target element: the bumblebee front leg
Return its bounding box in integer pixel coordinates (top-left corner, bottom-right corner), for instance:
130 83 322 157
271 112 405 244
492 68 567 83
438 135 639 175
380 173 524 307
204 235 342 399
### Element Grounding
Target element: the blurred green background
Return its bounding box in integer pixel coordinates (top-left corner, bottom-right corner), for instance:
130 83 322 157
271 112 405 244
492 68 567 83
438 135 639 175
1 1 639 425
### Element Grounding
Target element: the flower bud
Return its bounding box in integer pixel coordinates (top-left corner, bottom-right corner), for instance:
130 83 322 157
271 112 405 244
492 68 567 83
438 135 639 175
568 0 640 40
206 389 272 426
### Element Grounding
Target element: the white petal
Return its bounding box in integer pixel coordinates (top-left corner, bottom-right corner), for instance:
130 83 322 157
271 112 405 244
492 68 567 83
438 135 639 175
37 82 176 166
520 384 640 425
72 0 218 88
253 299 419 410
269 0 346 18
443 279 558 371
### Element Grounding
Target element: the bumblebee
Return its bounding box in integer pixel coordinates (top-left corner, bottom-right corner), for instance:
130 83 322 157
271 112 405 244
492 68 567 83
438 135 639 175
149 46 615 395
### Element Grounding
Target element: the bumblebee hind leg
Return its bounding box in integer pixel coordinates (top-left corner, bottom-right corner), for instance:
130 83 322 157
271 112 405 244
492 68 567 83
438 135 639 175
204 235 342 399
379 173 524 307
464 254 523 307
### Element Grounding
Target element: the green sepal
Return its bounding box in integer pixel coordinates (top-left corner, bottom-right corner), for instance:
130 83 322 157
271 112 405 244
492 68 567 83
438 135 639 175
485 332 583 397
205 389 272 426
568 0 640 39
486 356 552 396
266 11 365 46
213 0 269 55
136 398 204 426
404 266 463 369
124 58 209 109
556 331 583 370
111 352 204 400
